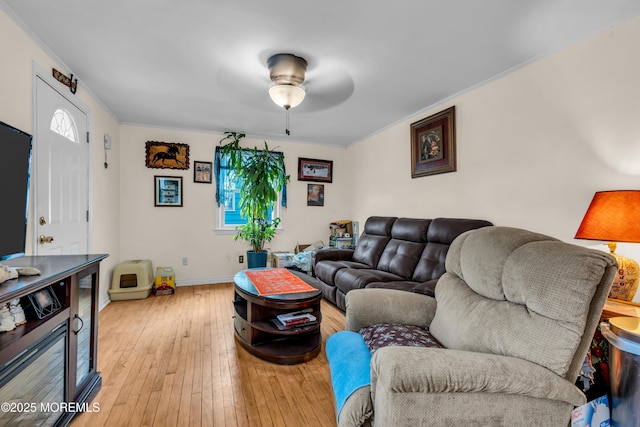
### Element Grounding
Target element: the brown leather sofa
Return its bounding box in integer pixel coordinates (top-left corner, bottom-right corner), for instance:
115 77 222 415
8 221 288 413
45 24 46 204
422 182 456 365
313 216 493 310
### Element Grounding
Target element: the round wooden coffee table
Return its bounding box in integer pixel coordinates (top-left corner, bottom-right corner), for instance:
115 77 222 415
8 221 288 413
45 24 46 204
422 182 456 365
233 269 322 365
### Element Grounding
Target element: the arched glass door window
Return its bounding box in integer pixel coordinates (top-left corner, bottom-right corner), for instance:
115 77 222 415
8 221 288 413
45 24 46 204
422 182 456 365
50 108 78 143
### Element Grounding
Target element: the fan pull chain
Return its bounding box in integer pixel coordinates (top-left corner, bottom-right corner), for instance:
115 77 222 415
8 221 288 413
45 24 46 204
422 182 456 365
285 107 290 136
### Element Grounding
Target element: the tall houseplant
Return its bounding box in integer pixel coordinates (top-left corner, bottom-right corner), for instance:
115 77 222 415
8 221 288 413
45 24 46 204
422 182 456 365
219 132 289 268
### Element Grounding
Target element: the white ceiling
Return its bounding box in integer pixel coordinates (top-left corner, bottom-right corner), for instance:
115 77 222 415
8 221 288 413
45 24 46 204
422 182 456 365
3 0 640 146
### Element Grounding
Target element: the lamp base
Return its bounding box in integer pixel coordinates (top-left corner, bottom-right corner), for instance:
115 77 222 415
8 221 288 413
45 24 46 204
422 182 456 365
608 252 639 301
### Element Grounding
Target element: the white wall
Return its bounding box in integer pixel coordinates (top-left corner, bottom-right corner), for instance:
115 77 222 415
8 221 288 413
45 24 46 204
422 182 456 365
348 16 640 302
119 125 350 283
0 8 121 308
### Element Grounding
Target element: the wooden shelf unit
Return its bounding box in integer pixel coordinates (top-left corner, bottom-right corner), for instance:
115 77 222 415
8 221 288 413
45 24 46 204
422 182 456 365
233 285 322 365
0 254 107 427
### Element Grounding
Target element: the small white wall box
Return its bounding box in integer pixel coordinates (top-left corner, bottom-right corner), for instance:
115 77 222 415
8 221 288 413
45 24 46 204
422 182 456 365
109 259 154 301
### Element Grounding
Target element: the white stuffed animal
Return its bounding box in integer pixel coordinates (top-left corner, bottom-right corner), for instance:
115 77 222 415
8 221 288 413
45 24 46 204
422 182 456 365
0 305 16 332
0 264 19 285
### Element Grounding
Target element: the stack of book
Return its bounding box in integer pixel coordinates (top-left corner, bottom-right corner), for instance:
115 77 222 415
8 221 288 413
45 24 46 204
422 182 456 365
274 310 317 329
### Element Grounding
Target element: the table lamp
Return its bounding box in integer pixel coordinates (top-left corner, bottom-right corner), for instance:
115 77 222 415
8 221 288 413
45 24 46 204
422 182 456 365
575 190 640 301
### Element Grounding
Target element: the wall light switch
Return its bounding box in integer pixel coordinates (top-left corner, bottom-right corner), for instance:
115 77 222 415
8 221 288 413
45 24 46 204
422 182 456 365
104 134 112 150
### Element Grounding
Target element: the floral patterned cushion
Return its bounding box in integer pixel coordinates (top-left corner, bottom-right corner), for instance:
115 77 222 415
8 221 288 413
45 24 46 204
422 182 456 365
359 323 445 353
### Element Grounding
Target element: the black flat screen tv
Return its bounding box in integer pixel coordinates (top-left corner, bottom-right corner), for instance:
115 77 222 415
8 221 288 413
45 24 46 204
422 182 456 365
0 120 33 261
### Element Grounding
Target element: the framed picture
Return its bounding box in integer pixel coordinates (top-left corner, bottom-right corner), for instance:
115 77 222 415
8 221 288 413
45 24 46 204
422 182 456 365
298 157 333 183
145 141 190 170
307 184 324 206
410 106 456 178
193 161 212 183
154 176 183 207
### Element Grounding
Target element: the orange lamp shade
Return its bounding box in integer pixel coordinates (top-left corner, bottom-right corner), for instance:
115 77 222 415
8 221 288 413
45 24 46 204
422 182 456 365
575 190 640 243
575 190 640 301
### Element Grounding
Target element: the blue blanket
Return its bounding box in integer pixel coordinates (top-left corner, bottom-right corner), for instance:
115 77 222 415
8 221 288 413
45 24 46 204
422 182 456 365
326 331 372 421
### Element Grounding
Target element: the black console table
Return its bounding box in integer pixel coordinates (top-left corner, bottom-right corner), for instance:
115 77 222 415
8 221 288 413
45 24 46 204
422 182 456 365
0 254 108 427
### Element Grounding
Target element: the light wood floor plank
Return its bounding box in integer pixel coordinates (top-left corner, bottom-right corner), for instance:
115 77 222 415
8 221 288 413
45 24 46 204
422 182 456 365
71 282 344 427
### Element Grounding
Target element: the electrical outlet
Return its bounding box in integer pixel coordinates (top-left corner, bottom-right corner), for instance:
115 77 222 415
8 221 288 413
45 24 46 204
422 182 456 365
182 257 188 266
239 255 244 264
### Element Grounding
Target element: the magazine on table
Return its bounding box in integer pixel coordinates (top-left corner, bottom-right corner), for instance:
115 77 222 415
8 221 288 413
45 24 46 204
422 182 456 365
275 309 317 328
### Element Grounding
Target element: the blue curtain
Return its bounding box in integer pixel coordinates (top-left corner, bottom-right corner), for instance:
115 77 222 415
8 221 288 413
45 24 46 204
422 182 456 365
214 146 287 208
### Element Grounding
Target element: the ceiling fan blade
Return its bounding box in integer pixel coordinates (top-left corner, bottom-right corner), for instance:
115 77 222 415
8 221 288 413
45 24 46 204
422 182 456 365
215 64 272 108
299 67 355 112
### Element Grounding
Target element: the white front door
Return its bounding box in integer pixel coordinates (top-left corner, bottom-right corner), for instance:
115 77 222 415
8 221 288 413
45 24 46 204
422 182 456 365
34 76 90 255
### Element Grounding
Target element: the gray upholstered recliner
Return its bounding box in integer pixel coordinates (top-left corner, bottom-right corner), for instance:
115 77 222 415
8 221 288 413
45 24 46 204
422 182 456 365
327 226 617 427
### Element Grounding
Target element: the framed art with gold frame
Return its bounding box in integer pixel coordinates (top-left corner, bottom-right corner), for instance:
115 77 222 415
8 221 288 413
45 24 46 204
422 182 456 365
145 141 189 170
410 106 456 178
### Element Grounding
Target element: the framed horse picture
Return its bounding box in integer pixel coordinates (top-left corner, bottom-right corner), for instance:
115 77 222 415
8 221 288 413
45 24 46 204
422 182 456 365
145 141 190 170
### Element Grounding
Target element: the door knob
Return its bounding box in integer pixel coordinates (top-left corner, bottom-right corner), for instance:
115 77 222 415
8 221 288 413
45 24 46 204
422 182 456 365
39 235 54 244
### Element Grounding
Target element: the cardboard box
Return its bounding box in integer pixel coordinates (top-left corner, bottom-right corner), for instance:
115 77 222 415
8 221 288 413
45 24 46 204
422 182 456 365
571 395 610 427
154 266 175 295
330 220 353 237
295 241 324 254
271 252 295 268
294 244 310 254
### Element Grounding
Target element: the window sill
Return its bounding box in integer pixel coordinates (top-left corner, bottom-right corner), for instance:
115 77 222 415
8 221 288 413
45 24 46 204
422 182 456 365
214 227 284 235
214 228 238 235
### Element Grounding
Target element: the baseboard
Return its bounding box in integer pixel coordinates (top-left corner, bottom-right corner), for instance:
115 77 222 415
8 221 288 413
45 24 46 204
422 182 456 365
99 295 111 311
176 275 235 286
99 276 234 310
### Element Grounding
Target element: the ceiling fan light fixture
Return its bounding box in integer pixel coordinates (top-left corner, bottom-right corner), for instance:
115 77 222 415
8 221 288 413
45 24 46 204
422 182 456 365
268 84 306 109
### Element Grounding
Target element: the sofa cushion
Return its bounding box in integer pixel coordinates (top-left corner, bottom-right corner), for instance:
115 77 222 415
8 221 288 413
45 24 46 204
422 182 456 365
427 218 493 244
411 218 493 283
361 216 397 236
351 234 391 268
430 226 617 378
334 268 403 294
351 217 396 267
360 324 444 353
315 260 370 286
412 243 448 283
372 218 430 278
376 239 425 279
389 218 431 242
365 279 438 297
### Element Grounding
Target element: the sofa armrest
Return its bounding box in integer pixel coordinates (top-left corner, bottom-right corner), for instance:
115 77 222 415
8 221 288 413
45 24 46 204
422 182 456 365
345 288 437 332
314 248 355 263
370 346 586 406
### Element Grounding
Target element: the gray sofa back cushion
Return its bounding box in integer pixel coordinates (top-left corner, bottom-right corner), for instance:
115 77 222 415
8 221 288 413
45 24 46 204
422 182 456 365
352 217 396 267
430 226 616 378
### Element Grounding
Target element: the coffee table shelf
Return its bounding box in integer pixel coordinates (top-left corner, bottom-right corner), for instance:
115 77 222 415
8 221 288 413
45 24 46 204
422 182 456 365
233 269 322 365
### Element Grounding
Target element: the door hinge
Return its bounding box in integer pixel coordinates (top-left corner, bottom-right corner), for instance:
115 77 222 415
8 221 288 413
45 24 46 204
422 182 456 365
86 131 90 143
86 210 89 222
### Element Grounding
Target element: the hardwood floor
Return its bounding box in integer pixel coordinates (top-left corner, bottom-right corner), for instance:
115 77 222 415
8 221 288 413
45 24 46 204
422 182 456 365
71 282 345 427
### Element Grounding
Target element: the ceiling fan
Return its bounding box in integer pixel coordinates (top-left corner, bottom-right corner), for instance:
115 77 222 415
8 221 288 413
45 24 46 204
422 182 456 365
215 51 355 136
267 53 308 135
267 53 308 110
